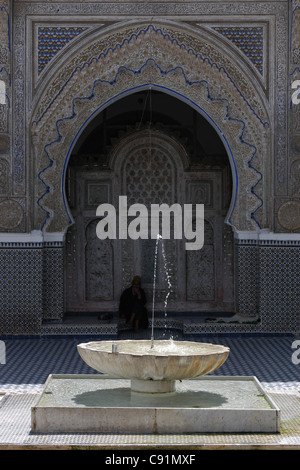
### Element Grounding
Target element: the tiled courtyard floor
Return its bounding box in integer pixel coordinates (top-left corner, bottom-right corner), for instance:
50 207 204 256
0 333 300 449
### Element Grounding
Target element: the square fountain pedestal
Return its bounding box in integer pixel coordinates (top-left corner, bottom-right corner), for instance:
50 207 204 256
31 374 280 434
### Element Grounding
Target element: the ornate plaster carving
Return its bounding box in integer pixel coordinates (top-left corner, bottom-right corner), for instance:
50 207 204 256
30 21 271 234
278 201 300 231
0 199 23 230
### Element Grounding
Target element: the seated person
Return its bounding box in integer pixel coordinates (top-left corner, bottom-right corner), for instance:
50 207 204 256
119 275 148 332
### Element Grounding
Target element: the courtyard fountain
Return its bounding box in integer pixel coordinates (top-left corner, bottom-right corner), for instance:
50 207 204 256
77 339 230 393
31 235 280 434
77 234 229 393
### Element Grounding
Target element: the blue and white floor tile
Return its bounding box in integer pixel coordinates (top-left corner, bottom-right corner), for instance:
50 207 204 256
0 334 299 393
0 334 300 448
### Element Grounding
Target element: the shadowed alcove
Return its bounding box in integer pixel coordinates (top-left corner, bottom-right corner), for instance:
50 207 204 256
64 90 234 317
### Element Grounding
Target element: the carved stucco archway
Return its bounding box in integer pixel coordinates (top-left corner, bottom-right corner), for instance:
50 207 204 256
31 21 271 234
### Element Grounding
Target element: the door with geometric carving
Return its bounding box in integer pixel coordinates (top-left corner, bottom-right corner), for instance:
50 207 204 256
64 129 234 314
65 170 116 312
113 130 183 310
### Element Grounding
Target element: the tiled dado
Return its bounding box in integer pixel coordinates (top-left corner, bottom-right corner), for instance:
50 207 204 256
0 232 299 335
0 244 43 335
0 233 64 335
235 235 300 334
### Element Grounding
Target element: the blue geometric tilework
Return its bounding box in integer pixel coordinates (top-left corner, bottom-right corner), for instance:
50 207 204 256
0 335 298 393
213 26 264 74
233 241 300 334
0 335 299 447
38 26 88 74
42 245 64 321
0 245 43 335
259 246 300 333
0 242 65 334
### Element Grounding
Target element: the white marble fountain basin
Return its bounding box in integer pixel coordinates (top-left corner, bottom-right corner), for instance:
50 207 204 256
77 340 230 393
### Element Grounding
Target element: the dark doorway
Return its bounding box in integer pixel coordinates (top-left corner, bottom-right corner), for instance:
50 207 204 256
64 90 234 316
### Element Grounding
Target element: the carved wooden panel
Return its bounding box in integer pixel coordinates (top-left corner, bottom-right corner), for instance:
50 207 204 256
85 220 114 300
124 147 175 206
65 131 234 313
120 133 179 307
186 220 215 301
65 172 115 311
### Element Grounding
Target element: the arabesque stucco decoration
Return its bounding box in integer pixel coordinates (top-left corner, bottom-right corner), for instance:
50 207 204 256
31 21 271 234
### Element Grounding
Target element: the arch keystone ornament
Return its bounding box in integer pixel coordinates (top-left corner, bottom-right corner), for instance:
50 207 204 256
31 22 270 234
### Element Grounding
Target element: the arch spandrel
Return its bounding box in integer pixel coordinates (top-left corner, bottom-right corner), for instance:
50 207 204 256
31 21 271 234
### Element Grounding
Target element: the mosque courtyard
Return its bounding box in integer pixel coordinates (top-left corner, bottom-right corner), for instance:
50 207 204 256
0 327 300 450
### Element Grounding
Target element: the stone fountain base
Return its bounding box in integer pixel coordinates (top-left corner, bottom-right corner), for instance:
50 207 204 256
31 374 280 434
131 378 176 393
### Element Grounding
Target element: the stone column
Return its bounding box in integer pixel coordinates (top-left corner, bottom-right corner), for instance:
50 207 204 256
0 1 10 203
289 1 300 225
0 1 25 232
289 1 300 334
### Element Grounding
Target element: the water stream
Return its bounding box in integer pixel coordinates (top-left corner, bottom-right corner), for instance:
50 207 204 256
151 234 172 348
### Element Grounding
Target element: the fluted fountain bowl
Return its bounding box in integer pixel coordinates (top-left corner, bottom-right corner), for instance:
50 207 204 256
77 339 230 393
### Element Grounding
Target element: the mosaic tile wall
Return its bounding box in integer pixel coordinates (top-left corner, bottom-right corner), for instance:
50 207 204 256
0 241 64 335
37 26 88 74
0 243 43 334
42 243 64 321
259 244 300 333
235 242 259 318
0 238 299 335
213 26 264 74
236 240 300 333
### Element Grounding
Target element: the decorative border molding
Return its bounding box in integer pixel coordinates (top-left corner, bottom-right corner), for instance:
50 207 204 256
0 230 65 245
234 229 300 245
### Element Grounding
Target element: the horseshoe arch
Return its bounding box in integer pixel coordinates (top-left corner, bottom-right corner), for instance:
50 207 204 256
31 21 271 234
